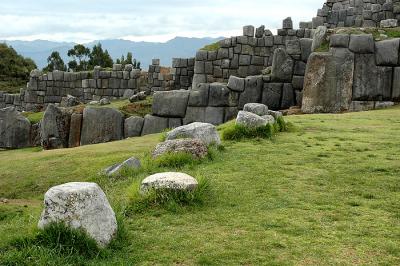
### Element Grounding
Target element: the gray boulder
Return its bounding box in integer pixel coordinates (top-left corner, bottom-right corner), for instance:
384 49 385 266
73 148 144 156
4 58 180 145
330 34 350 48
188 83 209 107
238 76 263 109
381 19 398 28
152 90 189 117
236 111 270 128
271 48 294 82
243 103 269 116
124 116 144 138
141 114 169 136
267 110 283 119
302 48 354 113
166 122 221 146
261 115 276 124
80 107 124 145
104 157 141 176
349 34 374 53
41 104 71 149
140 172 198 192
375 39 400 66
38 182 117 247
0 107 31 149
227 76 245 92
122 89 135 99
60 95 81 107
99 98 111 105
152 139 208 159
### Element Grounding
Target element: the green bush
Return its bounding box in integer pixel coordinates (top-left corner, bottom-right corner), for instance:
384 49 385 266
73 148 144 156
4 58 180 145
127 176 211 213
200 42 220 51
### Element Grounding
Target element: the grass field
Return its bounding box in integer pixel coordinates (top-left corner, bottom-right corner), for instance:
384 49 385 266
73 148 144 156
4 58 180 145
1 107 399 265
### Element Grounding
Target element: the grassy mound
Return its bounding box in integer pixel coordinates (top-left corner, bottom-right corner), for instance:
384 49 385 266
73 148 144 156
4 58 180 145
1 107 400 264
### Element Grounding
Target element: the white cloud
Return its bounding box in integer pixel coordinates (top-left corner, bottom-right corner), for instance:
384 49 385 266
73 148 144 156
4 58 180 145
0 0 323 42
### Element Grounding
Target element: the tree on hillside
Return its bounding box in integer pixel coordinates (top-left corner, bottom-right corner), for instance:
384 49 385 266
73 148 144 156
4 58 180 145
0 43 37 93
119 52 141 69
67 44 90 71
88 43 113 69
43 51 67 72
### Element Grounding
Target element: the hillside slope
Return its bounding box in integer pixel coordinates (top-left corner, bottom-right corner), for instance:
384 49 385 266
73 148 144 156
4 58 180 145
0 108 399 265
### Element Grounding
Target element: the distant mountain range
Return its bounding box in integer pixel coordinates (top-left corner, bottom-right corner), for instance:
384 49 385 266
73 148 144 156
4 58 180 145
2 37 224 70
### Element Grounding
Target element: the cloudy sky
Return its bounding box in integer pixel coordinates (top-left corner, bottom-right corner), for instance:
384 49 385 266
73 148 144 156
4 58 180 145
0 0 322 43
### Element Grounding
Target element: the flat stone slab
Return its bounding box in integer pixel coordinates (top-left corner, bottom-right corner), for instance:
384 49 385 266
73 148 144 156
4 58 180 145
140 172 198 192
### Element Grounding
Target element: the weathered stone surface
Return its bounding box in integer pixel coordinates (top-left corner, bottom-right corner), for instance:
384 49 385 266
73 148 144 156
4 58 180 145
300 38 313 61
330 34 350 48
124 116 144 138
271 48 294 82
80 107 124 145
38 182 117 247
123 89 135 99
224 107 239 122
104 157 141 176
227 76 245 92
68 113 82 148
140 172 198 192
141 114 169 136
262 83 282 110
381 19 398 28
205 107 225 125
349 34 374 53
99 98 111 105
183 107 206 124
261 115 276 124
311 26 328 52
267 110 283 119
152 139 208 159
166 122 221 146
208 83 238 107
60 95 80 107
0 107 31 149
375 39 399 66
283 17 293 29
188 83 209 107
238 76 263 109
30 122 41 147
243 25 255 37
281 83 295 109
236 111 270 127
243 103 269 116
392 67 400 101
41 104 71 149
353 54 392 101
152 90 189 118
302 48 355 113
349 101 375 112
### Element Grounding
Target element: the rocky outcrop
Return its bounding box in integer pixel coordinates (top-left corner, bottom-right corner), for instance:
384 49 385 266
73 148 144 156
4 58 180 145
38 182 118 247
152 139 208 159
41 104 71 150
140 172 198 192
166 122 221 146
80 107 124 146
0 107 31 149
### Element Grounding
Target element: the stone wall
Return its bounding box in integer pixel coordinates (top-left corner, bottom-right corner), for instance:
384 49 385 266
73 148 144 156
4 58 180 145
147 59 174 92
191 18 312 91
0 64 142 112
312 0 400 29
172 58 195 90
302 33 400 113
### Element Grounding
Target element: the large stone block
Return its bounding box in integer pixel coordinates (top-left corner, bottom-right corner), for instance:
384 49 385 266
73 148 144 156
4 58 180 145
124 116 144 138
188 83 209 107
41 104 71 149
152 90 189 118
80 107 124 145
271 48 294 82
330 34 350 48
141 114 168 136
281 83 295 109
302 49 355 113
183 107 206 124
262 83 282 110
68 113 82 148
205 107 224 125
353 54 393 101
375 39 400 66
393 67 400 101
311 26 328 52
0 107 31 149
208 83 238 107
238 76 263 109
349 34 375 53
243 25 255 37
227 76 245 92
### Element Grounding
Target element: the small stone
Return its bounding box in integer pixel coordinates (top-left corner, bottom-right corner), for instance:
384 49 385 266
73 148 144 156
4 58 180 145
166 122 221 146
99 98 111 105
152 139 208 159
104 157 141 176
243 103 269 116
140 172 198 193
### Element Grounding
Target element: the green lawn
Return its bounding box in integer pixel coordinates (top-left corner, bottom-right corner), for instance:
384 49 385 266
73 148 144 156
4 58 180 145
1 107 399 265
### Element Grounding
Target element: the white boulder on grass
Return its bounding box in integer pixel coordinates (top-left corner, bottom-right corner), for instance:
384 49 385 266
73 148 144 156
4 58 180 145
140 172 198 193
166 122 221 146
104 157 141 176
243 103 269 116
236 111 273 128
38 182 117 247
